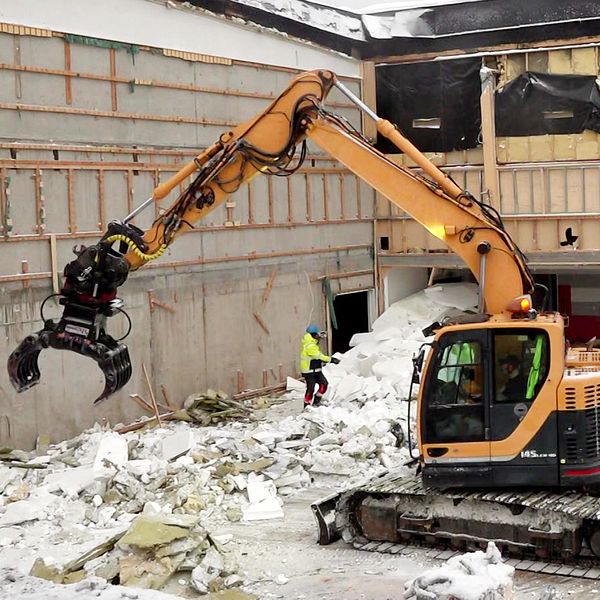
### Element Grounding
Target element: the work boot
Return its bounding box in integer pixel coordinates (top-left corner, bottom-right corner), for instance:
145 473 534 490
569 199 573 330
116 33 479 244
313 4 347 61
313 395 323 407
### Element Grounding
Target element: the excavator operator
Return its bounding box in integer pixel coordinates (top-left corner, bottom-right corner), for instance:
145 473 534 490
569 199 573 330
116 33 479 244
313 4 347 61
300 325 339 408
497 354 527 402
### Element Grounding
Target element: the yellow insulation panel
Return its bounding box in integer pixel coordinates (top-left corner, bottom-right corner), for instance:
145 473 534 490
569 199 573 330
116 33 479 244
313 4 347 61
0 22 52 37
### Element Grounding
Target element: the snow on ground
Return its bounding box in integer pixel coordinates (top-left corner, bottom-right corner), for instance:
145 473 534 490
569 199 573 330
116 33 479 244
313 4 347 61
0 282 522 600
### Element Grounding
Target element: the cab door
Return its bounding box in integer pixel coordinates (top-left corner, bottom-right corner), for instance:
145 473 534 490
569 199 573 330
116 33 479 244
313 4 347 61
489 329 556 485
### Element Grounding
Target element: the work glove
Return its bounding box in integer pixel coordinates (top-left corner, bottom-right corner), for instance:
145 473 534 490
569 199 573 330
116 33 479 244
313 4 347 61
330 357 340 365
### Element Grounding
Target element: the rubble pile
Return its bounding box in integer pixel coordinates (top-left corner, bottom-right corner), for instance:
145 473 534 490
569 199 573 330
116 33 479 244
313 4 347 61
181 389 257 425
0 282 479 597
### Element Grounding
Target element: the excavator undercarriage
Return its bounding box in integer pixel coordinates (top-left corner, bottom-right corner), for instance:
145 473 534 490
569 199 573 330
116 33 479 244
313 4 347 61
313 470 600 579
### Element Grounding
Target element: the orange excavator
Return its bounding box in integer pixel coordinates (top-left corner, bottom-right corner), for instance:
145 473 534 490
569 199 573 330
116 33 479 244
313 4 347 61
8 70 600 566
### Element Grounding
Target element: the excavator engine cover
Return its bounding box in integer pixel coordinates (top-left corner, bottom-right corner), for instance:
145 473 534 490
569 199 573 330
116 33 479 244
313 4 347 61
8 297 131 404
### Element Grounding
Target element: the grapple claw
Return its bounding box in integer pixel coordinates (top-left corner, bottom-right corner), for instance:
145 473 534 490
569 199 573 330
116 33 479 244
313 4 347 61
93 339 132 404
7 297 133 404
8 334 45 392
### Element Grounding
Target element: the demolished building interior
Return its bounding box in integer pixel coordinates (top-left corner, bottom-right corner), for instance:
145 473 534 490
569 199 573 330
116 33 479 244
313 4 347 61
2 0 600 599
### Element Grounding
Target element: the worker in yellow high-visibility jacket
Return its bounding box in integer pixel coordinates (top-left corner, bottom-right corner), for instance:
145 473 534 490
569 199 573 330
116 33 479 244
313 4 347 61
300 325 339 408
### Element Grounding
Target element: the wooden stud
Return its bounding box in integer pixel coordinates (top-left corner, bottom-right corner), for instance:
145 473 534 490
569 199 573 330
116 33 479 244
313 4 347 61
339 173 346 220
306 173 312 222
160 384 176 411
20 260 29 289
129 393 154 413
0 168 5 235
323 174 329 221
67 169 76 233
356 176 362 218
261 268 278 306
237 369 245 393
127 170 134 216
278 363 284 382
109 48 118 111
142 362 162 427
262 370 269 387
97 170 105 230
286 177 293 223
253 311 270 335
33 168 45 233
13 37 21 99
49 233 59 294
267 176 274 224
153 169 160 219
248 181 254 224
64 41 72 105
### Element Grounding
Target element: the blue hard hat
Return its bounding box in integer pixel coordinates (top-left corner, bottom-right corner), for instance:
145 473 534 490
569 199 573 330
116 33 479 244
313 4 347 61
306 324 320 334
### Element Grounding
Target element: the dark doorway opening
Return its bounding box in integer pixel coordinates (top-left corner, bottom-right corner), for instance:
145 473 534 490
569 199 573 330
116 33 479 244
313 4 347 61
331 291 370 354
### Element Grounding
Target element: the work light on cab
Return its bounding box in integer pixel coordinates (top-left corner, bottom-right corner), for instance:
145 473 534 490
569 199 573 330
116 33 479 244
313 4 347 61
507 294 534 316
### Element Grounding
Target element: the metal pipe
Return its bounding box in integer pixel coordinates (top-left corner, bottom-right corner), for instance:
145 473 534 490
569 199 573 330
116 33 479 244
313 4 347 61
334 79 380 123
478 252 487 313
123 196 154 224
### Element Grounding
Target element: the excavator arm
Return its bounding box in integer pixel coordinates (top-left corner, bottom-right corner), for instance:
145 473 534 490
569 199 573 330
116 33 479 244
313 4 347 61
7 69 534 403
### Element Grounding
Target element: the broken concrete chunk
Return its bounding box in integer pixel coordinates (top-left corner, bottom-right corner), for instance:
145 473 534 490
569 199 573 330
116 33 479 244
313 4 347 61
214 462 238 478
119 551 186 590
44 465 99 497
245 473 276 504
161 430 193 461
0 527 23 547
0 495 53 526
118 516 190 548
191 563 211 593
29 558 64 583
242 496 284 522
226 506 243 522
93 433 128 474
234 458 274 473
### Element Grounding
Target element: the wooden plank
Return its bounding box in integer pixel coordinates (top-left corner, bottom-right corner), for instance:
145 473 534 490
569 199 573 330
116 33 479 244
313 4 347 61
64 41 72 105
253 311 270 335
261 268 278 306
49 233 59 294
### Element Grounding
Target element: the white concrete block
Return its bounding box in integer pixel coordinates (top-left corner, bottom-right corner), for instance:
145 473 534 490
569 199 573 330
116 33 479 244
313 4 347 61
93 433 129 474
161 430 194 461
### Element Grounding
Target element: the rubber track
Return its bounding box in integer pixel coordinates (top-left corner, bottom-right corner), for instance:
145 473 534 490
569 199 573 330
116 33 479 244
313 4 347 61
336 471 600 580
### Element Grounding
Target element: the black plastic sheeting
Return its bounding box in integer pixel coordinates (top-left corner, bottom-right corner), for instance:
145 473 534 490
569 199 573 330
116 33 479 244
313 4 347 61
495 72 600 136
375 58 482 153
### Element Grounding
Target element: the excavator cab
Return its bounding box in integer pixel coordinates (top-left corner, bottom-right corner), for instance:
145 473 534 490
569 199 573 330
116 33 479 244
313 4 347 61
419 320 555 489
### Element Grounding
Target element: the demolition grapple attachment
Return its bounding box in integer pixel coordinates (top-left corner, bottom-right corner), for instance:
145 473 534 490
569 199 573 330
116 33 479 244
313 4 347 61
8 221 140 404
8 297 132 404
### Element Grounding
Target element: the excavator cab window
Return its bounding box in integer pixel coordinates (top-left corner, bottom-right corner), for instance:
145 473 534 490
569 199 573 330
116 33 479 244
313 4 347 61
423 334 485 444
489 330 550 441
493 331 549 404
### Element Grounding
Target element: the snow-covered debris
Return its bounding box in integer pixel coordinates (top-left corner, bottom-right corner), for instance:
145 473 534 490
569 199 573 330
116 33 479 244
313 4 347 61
404 542 514 600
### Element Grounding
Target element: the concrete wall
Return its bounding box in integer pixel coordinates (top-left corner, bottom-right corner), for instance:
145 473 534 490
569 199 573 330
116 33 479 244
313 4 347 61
0 2 375 448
